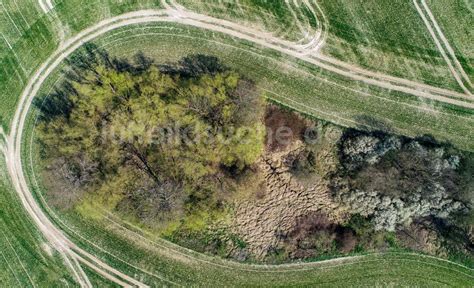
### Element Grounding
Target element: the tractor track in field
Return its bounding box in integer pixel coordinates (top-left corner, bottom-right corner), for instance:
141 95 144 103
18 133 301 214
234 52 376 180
413 0 473 96
3 3 474 287
419 0 473 90
38 0 53 13
163 0 473 106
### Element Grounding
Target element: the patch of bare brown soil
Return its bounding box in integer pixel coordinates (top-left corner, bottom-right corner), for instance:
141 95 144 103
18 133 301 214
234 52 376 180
264 105 312 152
232 125 346 259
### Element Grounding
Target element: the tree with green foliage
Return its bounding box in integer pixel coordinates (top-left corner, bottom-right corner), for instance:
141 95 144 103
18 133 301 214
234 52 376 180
36 47 265 225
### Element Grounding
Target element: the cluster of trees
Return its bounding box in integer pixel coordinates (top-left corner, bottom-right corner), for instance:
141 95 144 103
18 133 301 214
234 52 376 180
36 44 472 262
330 130 473 261
276 127 473 262
36 44 265 225
279 212 357 260
332 131 471 231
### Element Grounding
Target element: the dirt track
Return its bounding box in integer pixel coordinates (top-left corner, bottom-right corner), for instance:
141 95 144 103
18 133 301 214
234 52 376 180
420 0 472 89
163 2 473 106
413 0 473 95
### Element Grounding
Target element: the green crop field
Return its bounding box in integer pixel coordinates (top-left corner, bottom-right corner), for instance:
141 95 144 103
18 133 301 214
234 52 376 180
0 0 473 286
0 156 74 286
317 0 462 90
0 1 58 130
52 0 164 34
176 0 319 41
17 20 473 286
425 0 473 83
176 0 470 92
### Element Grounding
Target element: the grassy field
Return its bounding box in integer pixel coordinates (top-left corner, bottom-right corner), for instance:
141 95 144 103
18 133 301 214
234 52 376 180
0 0 58 131
27 212 474 287
52 0 163 34
0 156 75 286
425 0 473 83
176 0 319 42
0 1 473 286
0 0 471 134
12 20 473 286
310 0 467 91
80 263 120 287
176 0 463 92
317 0 471 91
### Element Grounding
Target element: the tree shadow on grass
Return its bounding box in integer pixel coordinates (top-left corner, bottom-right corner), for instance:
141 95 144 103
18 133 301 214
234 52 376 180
159 54 228 78
354 114 394 133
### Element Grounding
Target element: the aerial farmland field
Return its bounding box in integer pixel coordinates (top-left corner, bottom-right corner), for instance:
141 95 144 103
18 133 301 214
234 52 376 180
0 0 473 287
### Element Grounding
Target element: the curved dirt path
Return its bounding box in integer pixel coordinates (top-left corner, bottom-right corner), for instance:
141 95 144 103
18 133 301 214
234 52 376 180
164 2 473 105
301 0 328 53
4 5 474 287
